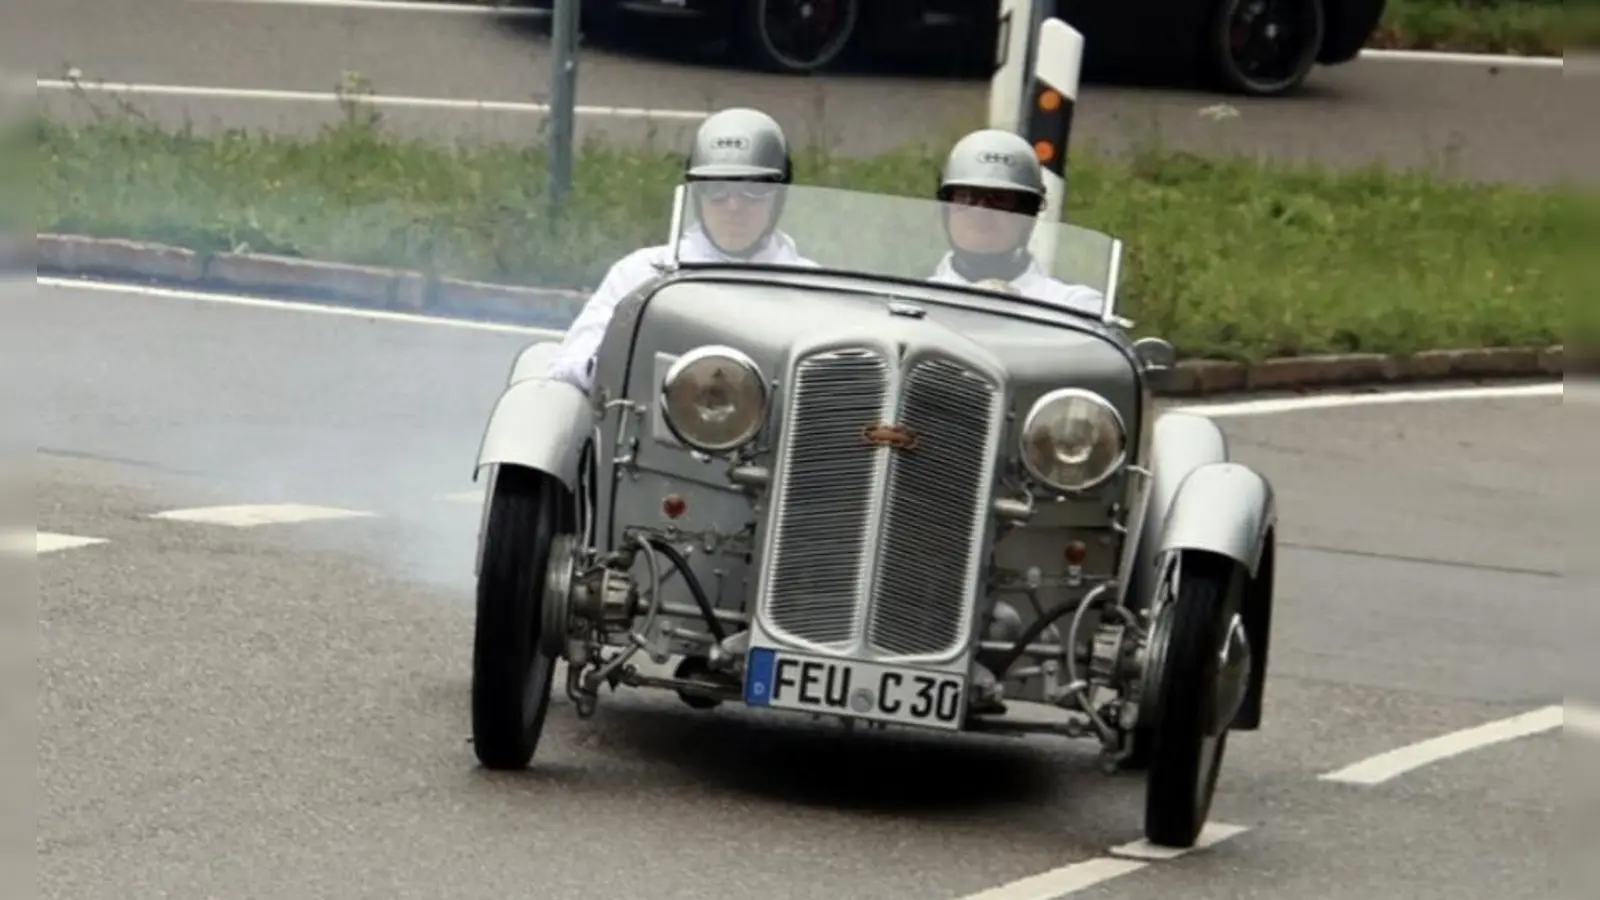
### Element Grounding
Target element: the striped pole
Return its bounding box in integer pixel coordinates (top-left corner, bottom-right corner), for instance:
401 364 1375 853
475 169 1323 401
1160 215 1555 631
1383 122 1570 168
1024 17 1085 268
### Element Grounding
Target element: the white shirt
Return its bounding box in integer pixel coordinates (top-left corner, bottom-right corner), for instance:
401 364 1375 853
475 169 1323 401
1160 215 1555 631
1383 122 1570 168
545 227 818 392
928 252 1106 318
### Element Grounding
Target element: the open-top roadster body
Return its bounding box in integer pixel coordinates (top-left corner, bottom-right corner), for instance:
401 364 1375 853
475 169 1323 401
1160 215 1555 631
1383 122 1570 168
469 181 1278 848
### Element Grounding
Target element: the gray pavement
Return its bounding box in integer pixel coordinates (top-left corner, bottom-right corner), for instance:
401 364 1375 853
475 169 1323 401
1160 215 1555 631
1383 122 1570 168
14 0 1595 184
30 280 1566 899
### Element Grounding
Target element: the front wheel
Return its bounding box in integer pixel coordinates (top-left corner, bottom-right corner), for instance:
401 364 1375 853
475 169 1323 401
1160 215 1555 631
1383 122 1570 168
1143 550 1252 847
1205 0 1326 97
470 464 568 771
737 0 860 74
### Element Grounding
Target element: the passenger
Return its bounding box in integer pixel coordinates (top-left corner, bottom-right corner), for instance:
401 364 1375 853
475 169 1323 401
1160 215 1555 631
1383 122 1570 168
546 107 817 392
928 128 1106 317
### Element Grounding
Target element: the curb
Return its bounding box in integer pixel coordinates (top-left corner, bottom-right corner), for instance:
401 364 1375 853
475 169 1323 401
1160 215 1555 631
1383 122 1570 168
29 233 1563 398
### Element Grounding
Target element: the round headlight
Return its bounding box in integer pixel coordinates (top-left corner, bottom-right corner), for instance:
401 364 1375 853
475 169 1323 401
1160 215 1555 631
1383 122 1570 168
1019 388 1128 492
660 346 768 453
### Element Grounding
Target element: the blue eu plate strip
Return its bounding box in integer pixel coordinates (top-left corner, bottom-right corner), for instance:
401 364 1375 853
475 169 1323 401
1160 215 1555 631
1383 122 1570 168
744 646 776 707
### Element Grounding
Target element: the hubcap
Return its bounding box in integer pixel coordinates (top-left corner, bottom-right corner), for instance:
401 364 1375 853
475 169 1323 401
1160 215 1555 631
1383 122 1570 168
762 0 850 69
1228 0 1315 86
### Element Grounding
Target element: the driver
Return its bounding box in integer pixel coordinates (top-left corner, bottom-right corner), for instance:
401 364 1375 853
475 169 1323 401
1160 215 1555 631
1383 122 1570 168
928 128 1106 317
545 107 817 392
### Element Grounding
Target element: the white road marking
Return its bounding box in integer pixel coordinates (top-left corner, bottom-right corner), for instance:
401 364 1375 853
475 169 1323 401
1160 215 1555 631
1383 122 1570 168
149 503 376 527
0 531 108 556
201 0 550 14
38 276 1563 416
955 823 1250 899
1356 48 1564 69
1318 704 1564 786
37 277 565 339
1107 822 1252 861
1172 382 1561 418
35 78 710 122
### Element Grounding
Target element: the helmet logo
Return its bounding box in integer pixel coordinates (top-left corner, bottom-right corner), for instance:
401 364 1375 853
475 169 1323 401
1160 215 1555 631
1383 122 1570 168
978 151 1014 165
712 136 751 150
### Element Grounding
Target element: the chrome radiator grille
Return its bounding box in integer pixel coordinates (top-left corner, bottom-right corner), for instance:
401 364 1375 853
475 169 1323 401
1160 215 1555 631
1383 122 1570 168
763 348 889 647
868 359 999 657
763 346 1001 659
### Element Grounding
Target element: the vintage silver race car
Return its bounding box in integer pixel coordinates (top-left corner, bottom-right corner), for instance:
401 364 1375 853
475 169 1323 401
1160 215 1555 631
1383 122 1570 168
467 181 1277 849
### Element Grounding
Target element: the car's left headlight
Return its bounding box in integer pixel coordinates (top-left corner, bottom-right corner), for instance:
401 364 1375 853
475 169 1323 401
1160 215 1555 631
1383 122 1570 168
660 345 769 453
1019 388 1128 492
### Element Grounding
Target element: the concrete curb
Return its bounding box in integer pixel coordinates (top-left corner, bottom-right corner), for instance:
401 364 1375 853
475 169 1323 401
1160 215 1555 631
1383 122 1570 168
30 233 1563 397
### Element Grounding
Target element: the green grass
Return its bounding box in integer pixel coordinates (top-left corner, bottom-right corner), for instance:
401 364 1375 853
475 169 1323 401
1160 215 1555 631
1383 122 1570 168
35 112 1579 363
1379 0 1581 56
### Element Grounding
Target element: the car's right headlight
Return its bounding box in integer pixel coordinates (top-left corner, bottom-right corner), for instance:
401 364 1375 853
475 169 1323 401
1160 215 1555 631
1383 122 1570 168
659 345 769 453
1019 388 1128 492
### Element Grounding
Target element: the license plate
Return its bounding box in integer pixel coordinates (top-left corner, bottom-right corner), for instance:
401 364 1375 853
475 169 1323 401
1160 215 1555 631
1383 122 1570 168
743 646 968 731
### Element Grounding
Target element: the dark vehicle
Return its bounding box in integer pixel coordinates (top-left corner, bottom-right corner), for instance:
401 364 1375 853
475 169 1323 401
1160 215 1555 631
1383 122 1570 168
581 0 1388 96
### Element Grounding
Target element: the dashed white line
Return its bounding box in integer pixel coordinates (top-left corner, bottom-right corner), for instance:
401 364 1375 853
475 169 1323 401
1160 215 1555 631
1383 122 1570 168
3 531 109 556
149 504 377 527
35 78 711 122
1318 704 1564 786
37 277 566 338
954 823 1250 899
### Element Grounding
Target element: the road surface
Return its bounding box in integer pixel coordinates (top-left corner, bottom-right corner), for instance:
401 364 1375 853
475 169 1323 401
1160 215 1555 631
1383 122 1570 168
14 0 1595 184
26 277 1570 900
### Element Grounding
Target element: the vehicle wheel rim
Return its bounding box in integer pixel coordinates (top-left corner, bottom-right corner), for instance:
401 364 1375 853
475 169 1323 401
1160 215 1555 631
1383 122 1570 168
1226 0 1318 90
759 0 853 70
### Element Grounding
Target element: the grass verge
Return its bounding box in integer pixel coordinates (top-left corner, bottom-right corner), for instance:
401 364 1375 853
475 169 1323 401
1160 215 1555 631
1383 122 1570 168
1378 0 1578 57
36 113 1577 363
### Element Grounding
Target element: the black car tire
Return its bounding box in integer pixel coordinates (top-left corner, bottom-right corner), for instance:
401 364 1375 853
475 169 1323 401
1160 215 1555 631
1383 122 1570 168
1206 0 1327 97
1143 550 1246 848
470 463 567 771
738 0 860 74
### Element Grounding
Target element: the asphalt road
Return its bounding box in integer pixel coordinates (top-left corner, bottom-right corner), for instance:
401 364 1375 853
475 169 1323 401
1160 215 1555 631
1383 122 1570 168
15 0 1595 185
29 279 1569 899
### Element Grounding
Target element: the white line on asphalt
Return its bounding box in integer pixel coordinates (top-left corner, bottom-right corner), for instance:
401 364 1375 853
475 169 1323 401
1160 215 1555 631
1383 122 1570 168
1318 704 1564 786
956 823 1250 899
0 531 109 556
200 0 550 14
37 276 1563 416
1356 48 1564 69
149 504 377 526
37 277 566 339
1172 383 1562 418
35 78 711 122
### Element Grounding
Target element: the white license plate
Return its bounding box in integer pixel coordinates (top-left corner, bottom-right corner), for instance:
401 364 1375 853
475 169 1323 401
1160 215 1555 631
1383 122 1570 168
743 646 968 731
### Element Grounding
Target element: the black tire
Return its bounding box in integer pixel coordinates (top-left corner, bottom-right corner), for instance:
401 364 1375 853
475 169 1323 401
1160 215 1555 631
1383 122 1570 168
738 0 859 74
470 464 568 771
1205 0 1326 97
1143 550 1245 848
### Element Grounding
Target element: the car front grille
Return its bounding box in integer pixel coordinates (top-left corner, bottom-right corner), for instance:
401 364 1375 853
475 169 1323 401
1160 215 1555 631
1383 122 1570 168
762 345 1001 659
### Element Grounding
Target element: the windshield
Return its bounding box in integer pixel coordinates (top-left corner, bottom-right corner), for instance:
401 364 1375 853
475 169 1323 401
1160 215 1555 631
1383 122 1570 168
666 181 1124 320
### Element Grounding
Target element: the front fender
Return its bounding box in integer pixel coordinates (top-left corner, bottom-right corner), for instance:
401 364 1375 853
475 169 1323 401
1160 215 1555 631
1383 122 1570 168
1158 462 1276 576
473 375 594 496
1125 412 1230 612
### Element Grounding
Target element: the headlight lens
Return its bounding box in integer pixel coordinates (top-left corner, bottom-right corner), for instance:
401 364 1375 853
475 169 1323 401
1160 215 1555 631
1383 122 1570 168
1019 388 1128 492
660 346 768 452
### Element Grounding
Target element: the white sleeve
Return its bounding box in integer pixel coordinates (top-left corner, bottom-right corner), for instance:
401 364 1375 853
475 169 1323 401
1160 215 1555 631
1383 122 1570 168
544 251 654 391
